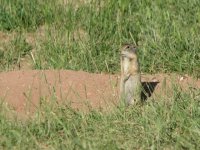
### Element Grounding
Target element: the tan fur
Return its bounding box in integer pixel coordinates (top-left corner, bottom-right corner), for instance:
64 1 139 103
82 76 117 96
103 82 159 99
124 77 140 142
120 44 141 105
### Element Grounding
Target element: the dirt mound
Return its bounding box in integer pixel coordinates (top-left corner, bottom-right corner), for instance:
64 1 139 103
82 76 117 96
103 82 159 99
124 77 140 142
0 70 119 116
0 70 199 118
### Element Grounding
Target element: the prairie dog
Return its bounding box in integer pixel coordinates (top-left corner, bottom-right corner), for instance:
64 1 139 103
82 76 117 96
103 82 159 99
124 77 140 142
120 44 141 105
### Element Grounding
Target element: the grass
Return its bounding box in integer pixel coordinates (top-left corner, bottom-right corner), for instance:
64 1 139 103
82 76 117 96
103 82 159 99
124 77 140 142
0 0 200 149
0 34 32 70
1 86 200 149
0 0 199 76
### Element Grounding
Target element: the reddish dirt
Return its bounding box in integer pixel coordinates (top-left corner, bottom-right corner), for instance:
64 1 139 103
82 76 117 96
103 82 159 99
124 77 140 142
0 70 119 117
0 70 200 118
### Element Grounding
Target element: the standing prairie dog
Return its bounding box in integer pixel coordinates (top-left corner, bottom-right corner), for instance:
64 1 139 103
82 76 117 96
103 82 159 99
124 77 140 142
120 44 141 105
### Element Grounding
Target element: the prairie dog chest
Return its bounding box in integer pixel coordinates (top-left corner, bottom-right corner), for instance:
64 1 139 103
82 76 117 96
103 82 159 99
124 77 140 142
123 57 130 74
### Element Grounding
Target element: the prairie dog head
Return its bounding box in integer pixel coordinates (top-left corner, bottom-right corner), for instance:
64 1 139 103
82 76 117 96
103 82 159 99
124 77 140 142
120 44 137 60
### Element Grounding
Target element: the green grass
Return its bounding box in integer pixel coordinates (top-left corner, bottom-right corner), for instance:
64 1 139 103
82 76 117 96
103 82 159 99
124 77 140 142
0 34 32 70
0 0 200 149
0 0 199 76
1 87 200 149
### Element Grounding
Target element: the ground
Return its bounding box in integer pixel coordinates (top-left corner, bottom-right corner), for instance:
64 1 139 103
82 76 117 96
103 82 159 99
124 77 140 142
0 70 199 119
1 1 200 148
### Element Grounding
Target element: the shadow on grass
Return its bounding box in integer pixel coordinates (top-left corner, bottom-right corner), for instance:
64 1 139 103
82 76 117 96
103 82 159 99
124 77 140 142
141 82 159 101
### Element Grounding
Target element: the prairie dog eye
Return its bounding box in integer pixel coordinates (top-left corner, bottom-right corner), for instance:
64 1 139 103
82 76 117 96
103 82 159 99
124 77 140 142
126 45 130 49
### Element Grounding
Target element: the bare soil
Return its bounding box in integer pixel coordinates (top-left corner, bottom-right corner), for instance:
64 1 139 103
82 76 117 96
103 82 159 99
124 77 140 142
0 70 200 119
